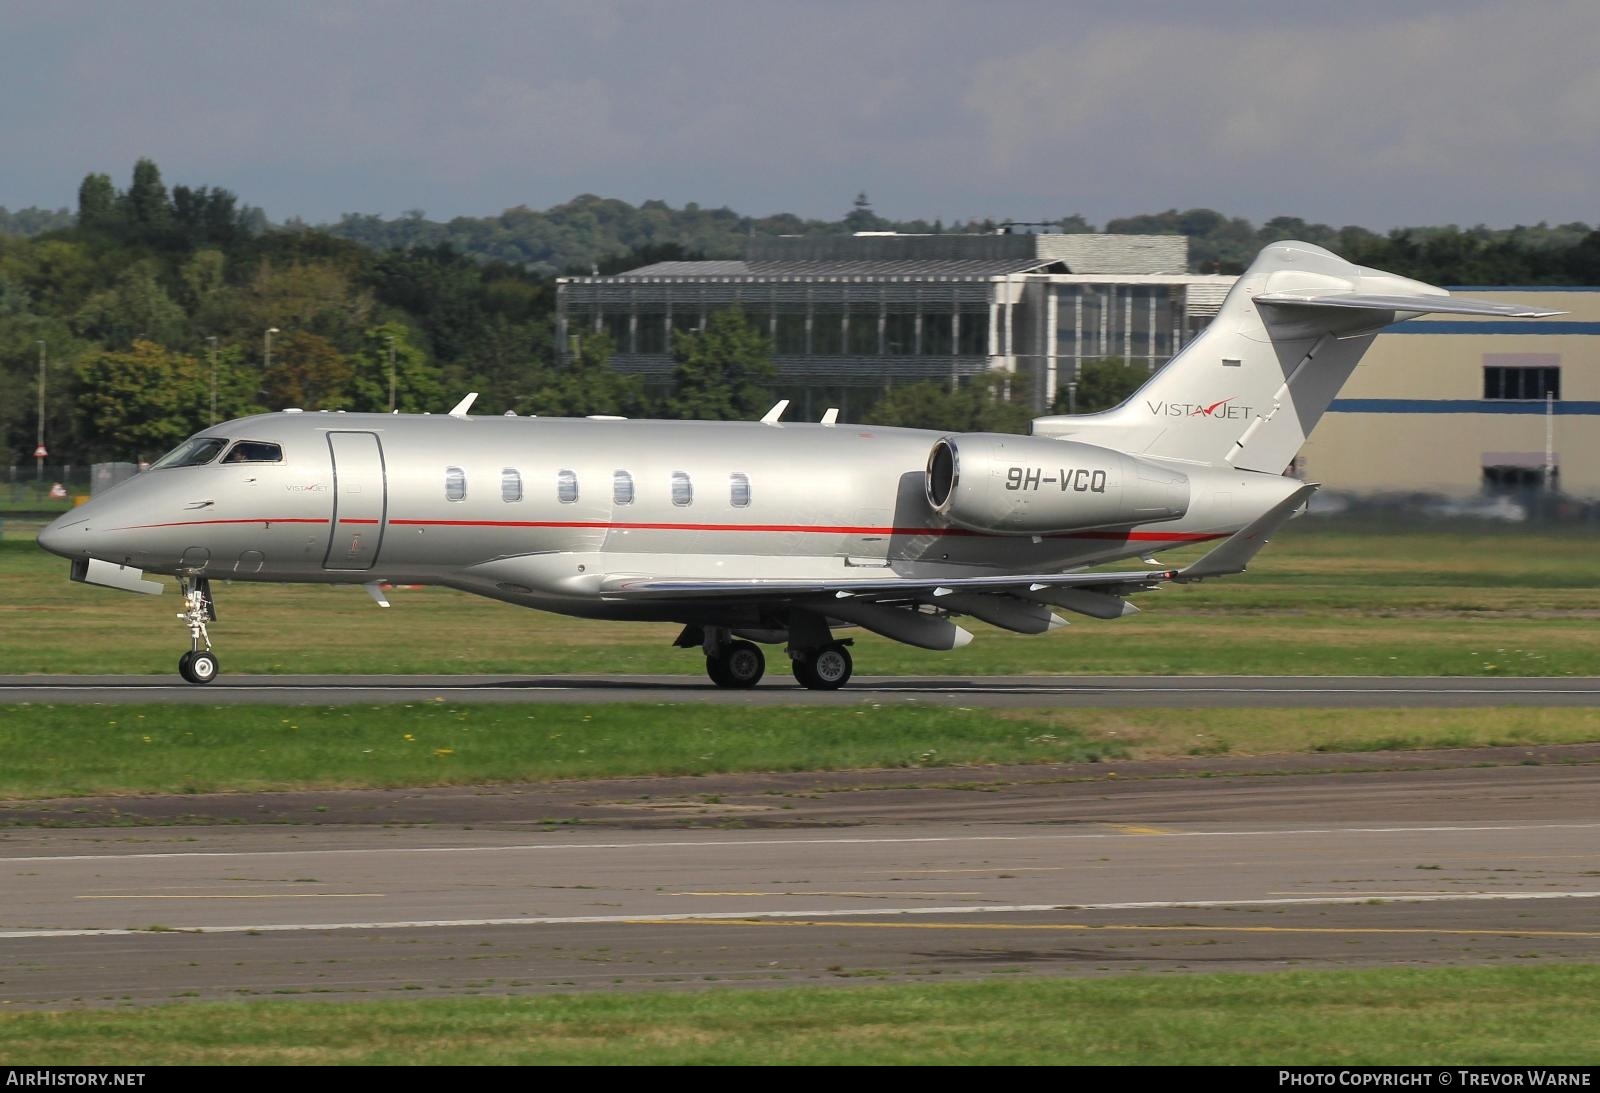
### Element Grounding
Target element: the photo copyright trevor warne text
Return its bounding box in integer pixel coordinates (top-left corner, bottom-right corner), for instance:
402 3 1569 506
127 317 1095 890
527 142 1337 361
1279 1072 1592 1087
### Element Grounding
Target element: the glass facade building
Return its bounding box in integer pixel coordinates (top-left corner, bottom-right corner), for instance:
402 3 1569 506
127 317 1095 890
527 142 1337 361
557 233 1235 413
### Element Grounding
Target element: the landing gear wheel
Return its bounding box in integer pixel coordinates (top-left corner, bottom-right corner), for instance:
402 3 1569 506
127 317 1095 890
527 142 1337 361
179 650 218 685
793 642 853 691
706 639 765 689
188 650 219 684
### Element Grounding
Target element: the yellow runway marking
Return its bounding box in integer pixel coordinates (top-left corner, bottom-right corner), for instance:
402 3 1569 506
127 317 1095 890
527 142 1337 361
869 868 1067 875
1271 891 1486 897
77 893 385 900
638 919 1600 940
1112 825 1174 836
673 891 984 898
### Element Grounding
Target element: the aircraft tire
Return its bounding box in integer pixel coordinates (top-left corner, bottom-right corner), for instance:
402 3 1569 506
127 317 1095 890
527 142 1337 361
716 640 765 689
705 656 733 687
178 651 196 683
794 642 852 690
187 651 219 685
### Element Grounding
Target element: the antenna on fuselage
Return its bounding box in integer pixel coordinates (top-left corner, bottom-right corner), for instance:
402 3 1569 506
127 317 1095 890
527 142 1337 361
820 408 839 425
759 399 789 425
449 392 478 419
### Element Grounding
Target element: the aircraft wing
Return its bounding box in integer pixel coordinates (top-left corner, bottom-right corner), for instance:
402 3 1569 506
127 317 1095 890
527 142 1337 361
1254 291 1563 318
600 485 1316 611
601 565 1171 602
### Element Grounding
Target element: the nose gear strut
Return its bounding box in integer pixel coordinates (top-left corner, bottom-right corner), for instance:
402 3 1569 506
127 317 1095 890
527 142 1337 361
176 576 219 684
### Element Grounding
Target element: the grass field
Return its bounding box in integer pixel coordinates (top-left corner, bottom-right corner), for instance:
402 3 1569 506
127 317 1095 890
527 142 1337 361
1 702 1595 799
3 965 1596 1065
4 523 1600 677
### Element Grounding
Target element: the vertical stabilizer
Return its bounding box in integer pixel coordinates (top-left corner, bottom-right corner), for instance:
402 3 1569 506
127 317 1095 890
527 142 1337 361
1030 241 1553 472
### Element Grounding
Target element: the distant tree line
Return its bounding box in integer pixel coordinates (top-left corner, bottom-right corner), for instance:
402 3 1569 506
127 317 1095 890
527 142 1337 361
4 161 1600 469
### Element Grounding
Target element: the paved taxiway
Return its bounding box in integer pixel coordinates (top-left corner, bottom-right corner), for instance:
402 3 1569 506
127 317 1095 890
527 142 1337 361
5 673 1600 707
1 752 1596 1007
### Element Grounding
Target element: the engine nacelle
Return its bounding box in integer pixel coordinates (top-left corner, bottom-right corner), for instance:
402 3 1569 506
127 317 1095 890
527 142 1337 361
925 433 1190 534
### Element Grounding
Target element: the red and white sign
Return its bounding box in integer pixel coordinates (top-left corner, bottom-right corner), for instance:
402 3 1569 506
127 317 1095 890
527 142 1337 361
33 444 47 458
49 483 67 500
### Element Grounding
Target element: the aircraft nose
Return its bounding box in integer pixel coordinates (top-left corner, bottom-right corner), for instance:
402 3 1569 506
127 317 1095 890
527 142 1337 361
36 511 88 558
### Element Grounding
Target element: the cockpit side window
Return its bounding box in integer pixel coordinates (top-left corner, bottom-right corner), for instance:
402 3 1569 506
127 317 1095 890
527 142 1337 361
221 441 285 464
151 437 228 469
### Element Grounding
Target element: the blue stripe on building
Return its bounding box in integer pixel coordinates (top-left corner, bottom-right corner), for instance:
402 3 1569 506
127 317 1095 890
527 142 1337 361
1329 399 1600 415
1386 320 1600 335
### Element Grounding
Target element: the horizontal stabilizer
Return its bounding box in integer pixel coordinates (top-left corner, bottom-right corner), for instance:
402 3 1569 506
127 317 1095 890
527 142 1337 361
1174 484 1317 581
1255 291 1563 319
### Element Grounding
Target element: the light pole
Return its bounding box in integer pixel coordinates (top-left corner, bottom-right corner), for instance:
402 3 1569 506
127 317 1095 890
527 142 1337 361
207 336 220 424
35 340 46 488
385 334 397 413
264 327 279 373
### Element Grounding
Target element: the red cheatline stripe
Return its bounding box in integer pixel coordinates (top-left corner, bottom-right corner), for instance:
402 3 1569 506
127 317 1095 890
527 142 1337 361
386 518 1224 543
109 516 1224 545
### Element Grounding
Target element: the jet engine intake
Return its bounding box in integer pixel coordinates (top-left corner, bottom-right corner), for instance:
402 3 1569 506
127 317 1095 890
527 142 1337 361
925 434 1190 534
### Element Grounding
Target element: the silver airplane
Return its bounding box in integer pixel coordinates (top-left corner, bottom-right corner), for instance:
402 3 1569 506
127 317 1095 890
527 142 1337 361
36 242 1558 688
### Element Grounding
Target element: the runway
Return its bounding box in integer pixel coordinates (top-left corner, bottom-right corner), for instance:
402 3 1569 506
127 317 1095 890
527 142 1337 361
5 673 1600 707
1 755 1597 1007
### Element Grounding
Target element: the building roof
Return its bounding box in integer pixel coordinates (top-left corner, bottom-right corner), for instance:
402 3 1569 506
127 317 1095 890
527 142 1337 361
621 256 1064 278
598 232 1190 281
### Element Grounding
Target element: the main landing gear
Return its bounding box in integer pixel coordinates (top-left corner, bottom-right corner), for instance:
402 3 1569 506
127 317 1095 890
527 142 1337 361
680 624 854 691
705 637 766 689
791 641 853 691
176 576 219 685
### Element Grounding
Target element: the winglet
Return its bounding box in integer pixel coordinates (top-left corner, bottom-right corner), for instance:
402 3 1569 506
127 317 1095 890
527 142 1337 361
449 392 479 418
1175 484 1317 581
760 399 790 425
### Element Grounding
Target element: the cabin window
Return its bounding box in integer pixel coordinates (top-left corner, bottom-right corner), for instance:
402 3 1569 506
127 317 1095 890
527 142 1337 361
557 469 579 504
501 468 522 503
729 472 751 508
222 441 284 464
445 466 466 501
613 470 634 505
671 471 693 507
152 437 228 469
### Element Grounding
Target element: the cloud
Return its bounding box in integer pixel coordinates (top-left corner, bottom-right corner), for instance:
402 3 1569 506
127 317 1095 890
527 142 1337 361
2 1 1595 228
960 3 1600 225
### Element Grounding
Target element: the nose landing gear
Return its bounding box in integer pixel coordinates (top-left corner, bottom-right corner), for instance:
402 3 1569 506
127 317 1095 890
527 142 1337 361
176 577 219 685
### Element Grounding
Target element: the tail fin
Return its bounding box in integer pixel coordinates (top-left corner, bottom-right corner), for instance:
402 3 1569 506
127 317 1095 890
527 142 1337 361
1032 241 1560 472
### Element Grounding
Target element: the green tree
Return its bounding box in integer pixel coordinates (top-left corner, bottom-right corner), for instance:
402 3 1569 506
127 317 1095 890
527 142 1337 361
240 258 374 346
76 173 117 229
261 330 353 410
349 322 445 413
865 373 1033 434
75 340 206 460
123 158 171 228
530 331 648 417
72 262 188 348
1054 357 1152 414
666 307 776 420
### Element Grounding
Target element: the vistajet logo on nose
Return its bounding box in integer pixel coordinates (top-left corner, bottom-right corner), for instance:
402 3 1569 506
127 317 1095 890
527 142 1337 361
1146 396 1258 420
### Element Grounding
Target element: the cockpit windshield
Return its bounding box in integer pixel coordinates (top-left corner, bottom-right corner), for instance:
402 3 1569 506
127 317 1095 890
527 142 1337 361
222 441 284 463
150 437 228 469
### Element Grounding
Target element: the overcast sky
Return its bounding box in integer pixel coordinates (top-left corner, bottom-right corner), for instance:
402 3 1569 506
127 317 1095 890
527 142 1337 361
3 0 1596 230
